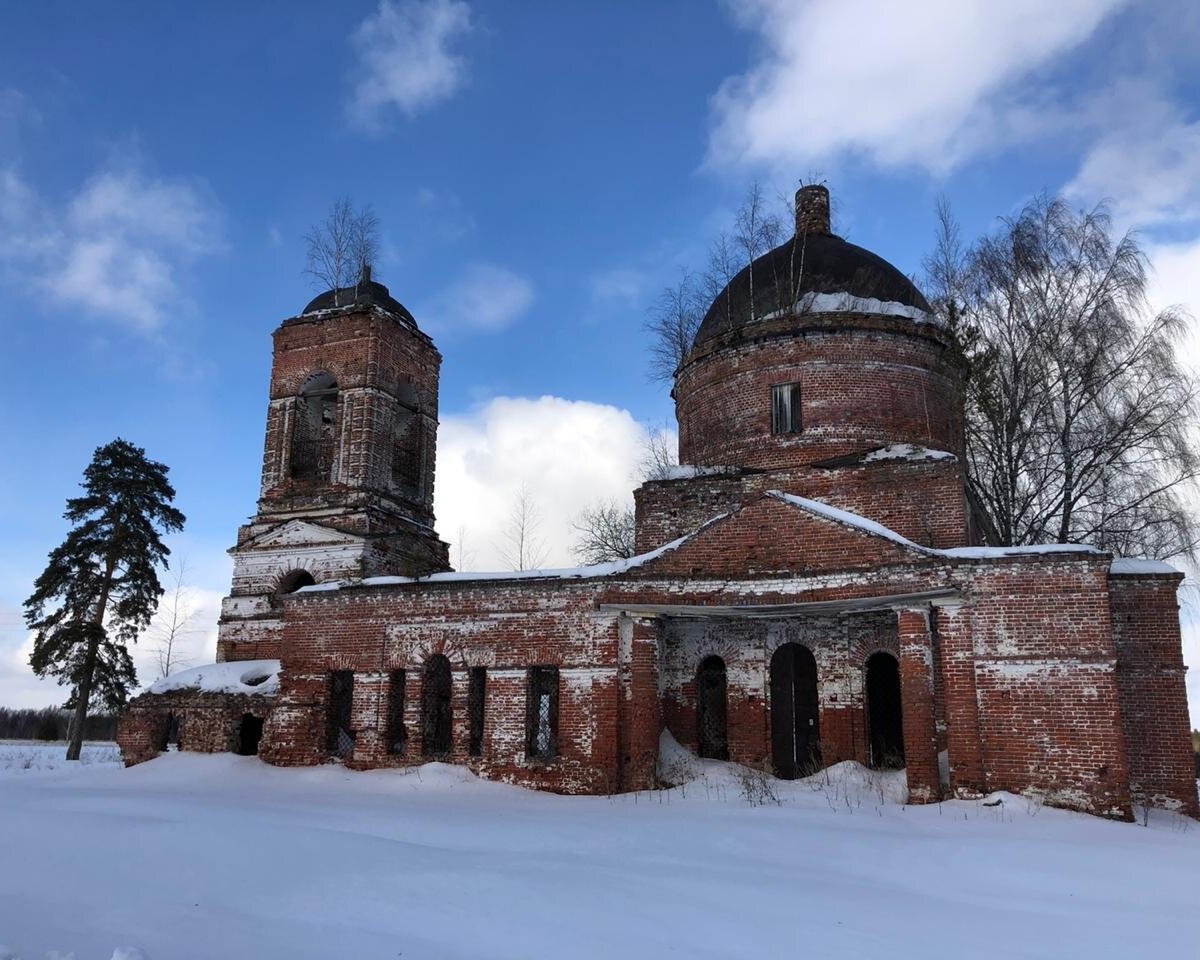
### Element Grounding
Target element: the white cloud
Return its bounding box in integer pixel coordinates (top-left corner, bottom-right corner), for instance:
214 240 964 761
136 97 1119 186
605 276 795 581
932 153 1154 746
0 162 220 333
348 0 473 128
708 0 1124 173
435 396 662 570
1065 85 1200 231
589 267 650 308
422 262 534 333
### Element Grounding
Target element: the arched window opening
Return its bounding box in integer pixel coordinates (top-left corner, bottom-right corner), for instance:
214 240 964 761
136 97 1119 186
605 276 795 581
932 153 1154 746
291 372 338 481
422 654 453 756
276 569 315 597
865 652 904 769
770 642 820 779
696 656 729 760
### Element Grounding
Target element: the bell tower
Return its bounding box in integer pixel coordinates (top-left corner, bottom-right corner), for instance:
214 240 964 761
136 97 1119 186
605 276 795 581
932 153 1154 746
217 268 450 661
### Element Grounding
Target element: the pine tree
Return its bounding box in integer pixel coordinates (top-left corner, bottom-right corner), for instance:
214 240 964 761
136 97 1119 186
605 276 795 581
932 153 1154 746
24 438 186 760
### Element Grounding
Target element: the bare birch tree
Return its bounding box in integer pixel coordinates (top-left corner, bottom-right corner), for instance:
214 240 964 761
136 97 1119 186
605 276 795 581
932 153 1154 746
638 422 679 481
304 198 381 305
499 483 549 571
645 272 705 384
145 558 201 679
645 182 787 383
453 524 476 572
926 195 1200 558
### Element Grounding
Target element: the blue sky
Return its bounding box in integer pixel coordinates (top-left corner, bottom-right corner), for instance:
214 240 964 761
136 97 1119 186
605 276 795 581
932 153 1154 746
3 0 1200 713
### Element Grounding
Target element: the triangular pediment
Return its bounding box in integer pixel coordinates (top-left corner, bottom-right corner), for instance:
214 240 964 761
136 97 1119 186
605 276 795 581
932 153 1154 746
627 492 933 580
239 519 366 551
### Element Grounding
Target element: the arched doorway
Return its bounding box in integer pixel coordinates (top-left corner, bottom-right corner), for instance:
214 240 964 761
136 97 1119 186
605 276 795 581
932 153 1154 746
865 652 904 768
770 642 820 779
422 654 453 756
696 656 729 760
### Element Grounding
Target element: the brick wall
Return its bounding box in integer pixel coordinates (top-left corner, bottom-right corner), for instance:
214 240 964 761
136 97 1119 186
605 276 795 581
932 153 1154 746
674 315 962 470
634 459 971 555
964 559 1132 819
118 691 274 766
1109 572 1197 815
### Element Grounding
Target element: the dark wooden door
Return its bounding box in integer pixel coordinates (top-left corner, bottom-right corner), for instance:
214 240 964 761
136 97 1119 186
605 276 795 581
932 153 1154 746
770 643 820 779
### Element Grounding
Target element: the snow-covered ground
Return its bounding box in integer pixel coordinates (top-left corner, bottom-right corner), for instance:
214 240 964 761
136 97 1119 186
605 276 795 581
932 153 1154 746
0 742 1197 960
0 740 120 774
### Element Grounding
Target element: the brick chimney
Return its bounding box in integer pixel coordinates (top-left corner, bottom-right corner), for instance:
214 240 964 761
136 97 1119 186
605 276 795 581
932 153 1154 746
795 184 831 236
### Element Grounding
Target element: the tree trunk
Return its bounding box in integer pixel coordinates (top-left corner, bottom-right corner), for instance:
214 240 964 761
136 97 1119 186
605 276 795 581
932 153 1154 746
66 535 120 761
65 634 99 761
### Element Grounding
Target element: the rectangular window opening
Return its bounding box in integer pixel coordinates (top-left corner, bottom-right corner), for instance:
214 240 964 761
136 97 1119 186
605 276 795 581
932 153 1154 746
386 669 406 755
327 670 355 760
525 666 559 761
771 382 803 434
467 667 487 758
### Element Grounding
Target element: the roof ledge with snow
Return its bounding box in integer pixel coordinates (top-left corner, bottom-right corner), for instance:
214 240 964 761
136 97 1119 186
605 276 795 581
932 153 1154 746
146 660 281 697
766 491 1107 563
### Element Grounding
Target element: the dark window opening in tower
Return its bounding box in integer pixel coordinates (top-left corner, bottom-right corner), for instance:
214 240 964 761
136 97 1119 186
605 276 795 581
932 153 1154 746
771 382 802 434
291 372 338 481
391 398 424 495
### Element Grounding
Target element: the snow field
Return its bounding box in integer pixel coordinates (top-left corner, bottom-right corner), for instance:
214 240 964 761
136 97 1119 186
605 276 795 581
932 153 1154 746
0 741 1197 960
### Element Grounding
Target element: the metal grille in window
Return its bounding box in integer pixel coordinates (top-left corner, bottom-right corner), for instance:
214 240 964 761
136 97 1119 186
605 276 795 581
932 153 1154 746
771 382 802 434
422 655 453 756
467 667 486 757
327 670 356 760
392 405 424 494
386 669 407 755
291 373 338 482
697 656 729 761
525 666 559 760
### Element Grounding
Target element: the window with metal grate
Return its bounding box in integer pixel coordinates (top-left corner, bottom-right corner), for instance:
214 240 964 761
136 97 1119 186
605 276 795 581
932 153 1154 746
525 666 559 760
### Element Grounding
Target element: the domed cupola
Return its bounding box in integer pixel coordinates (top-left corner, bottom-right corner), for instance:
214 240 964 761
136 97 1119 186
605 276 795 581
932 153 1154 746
673 185 963 472
693 185 933 351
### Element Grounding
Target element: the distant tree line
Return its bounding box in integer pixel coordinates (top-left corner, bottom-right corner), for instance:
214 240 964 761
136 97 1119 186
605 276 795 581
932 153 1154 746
0 707 117 742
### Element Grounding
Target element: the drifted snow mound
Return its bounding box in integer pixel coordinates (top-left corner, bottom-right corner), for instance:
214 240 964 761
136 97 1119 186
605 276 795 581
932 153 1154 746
656 729 908 805
147 659 281 696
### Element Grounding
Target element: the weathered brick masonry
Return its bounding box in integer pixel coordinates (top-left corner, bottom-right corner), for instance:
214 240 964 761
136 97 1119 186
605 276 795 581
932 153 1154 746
119 187 1196 820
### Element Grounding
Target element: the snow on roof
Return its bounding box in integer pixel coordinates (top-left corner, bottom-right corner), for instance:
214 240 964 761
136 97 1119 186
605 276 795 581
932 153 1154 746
797 290 937 323
147 660 281 696
861 444 956 464
750 292 940 328
1109 558 1181 576
296 515 731 594
658 464 741 481
766 491 1104 562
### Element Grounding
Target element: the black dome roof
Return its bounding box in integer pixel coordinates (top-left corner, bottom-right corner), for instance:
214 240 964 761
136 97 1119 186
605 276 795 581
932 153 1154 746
300 276 417 328
693 187 931 351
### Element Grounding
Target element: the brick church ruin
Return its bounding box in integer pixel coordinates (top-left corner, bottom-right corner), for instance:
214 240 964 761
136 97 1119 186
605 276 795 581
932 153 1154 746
118 186 1197 820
